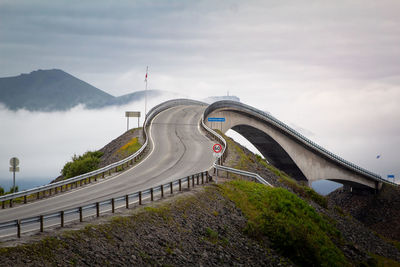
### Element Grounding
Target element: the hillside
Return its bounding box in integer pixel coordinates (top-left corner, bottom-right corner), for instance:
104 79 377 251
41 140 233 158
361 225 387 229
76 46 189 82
0 69 164 111
329 184 400 242
1 134 400 266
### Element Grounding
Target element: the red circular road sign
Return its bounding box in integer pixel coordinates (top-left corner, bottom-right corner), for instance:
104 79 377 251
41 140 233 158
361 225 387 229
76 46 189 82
213 144 222 153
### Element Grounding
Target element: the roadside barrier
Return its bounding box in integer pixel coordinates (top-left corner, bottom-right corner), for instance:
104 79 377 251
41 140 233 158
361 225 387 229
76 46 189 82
0 171 210 239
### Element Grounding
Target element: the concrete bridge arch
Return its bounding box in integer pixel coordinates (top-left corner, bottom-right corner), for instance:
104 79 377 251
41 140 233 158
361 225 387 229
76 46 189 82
204 101 384 190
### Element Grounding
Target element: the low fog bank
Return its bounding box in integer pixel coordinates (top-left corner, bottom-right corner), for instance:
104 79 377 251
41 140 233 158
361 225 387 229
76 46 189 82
0 93 184 190
0 93 398 192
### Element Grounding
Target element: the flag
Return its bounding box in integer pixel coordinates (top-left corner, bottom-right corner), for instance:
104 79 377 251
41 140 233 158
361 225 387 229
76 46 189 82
376 155 381 159
145 66 148 82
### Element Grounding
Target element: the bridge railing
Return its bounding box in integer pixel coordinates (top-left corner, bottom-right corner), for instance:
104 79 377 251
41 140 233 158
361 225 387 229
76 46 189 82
204 100 396 186
0 99 208 209
0 171 210 239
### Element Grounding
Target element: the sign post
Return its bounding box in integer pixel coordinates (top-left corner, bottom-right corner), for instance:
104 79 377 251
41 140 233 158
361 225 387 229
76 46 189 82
125 111 141 131
213 144 223 184
9 157 19 193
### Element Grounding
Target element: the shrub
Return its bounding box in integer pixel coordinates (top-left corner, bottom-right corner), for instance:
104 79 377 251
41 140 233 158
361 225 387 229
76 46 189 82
220 180 346 267
61 151 103 179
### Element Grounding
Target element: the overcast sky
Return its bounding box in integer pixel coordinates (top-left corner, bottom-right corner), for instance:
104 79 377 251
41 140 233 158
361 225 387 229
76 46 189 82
0 0 399 185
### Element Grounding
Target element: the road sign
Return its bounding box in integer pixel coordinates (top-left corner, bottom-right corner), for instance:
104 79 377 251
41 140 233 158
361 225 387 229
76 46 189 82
125 111 140 117
213 144 222 153
125 111 141 131
9 157 19 193
9 167 20 172
10 157 19 167
208 117 225 122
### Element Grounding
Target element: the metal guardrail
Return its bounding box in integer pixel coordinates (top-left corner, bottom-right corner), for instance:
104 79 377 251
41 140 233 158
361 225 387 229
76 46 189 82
204 100 396 186
214 164 273 187
0 99 208 208
0 171 210 239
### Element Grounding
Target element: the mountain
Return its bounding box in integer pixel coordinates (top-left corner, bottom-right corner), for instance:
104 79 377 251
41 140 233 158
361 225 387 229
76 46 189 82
0 69 163 111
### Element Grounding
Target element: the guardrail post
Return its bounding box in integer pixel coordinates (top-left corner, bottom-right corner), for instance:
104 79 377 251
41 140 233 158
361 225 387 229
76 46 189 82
96 202 100 217
79 207 83 222
192 175 195 187
9 199 12 208
179 179 182 191
170 182 173 194
139 191 142 205
94 175 97 182
125 195 129 209
161 185 164 198
111 198 115 213
61 211 64 227
37 192 40 200
24 195 27 204
17 219 21 238
197 174 199 185
187 177 190 189
201 172 204 184
150 188 154 201
102 172 105 178
2 201 5 209
40 215 44 232
109 169 111 176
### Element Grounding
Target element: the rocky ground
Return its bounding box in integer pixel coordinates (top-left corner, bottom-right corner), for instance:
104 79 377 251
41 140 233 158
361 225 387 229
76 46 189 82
0 185 294 267
329 184 400 242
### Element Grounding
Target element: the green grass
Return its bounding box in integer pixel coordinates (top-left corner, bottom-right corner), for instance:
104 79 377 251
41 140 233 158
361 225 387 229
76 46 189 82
220 179 346 267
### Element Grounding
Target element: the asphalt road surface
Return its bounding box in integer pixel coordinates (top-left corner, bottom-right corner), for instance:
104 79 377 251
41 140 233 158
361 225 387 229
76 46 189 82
0 105 215 224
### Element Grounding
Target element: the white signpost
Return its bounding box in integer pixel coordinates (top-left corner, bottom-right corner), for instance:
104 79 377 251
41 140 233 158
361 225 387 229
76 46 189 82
125 111 141 131
9 157 19 193
213 144 222 184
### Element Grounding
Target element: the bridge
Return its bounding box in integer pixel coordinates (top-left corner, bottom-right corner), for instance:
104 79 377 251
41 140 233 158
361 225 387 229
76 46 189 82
204 100 388 191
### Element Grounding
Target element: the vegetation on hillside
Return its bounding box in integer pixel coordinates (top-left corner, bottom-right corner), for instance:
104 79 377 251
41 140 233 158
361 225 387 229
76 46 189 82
116 137 141 158
61 151 104 179
0 185 19 196
220 179 346 266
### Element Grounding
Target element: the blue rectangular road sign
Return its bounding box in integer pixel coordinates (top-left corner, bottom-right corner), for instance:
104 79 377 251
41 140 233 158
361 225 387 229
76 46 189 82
208 117 225 122
388 174 395 178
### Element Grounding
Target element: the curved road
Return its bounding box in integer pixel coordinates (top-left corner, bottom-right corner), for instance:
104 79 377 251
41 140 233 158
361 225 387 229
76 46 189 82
0 105 214 223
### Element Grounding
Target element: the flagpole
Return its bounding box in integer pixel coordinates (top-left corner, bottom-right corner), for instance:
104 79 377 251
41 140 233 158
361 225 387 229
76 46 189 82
145 66 148 121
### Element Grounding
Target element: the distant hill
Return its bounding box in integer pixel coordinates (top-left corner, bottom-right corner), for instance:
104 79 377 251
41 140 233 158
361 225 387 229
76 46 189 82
0 69 163 111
